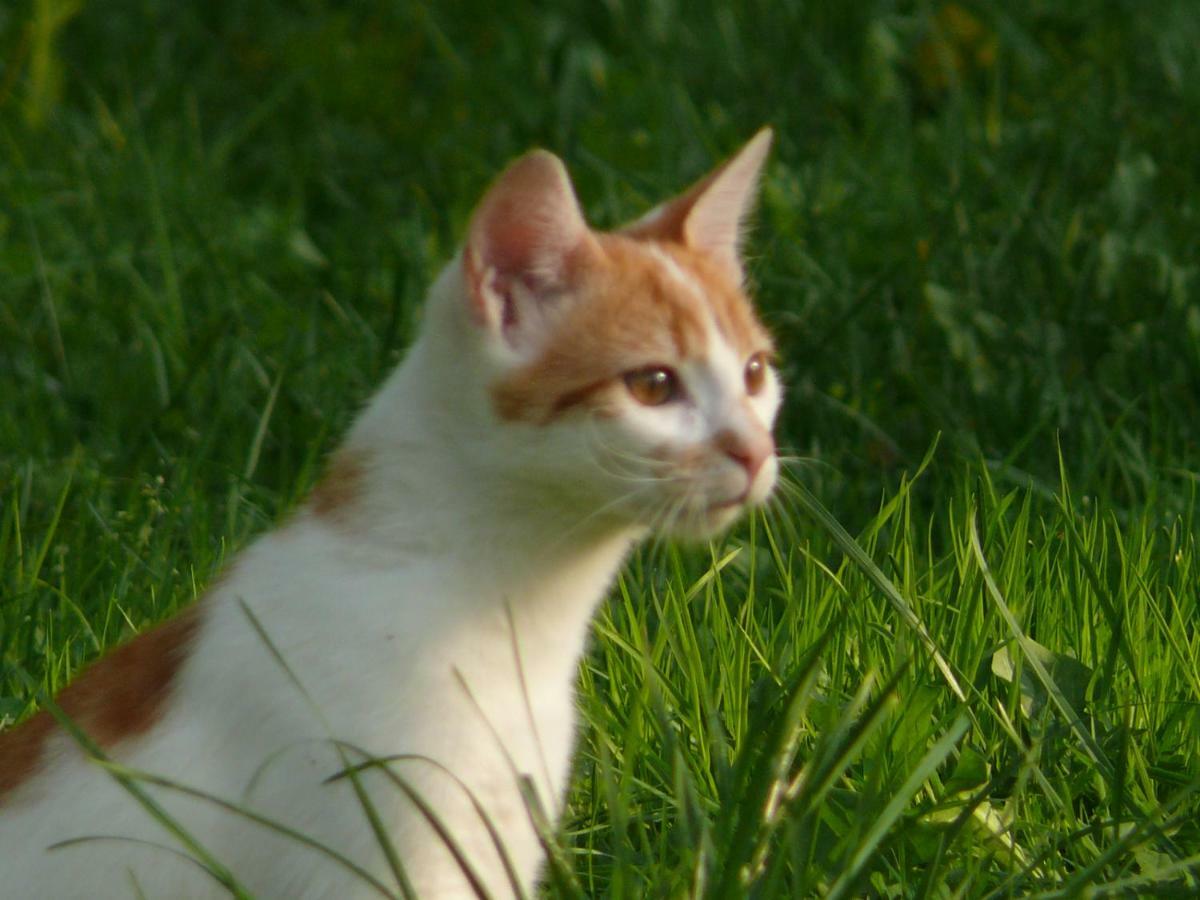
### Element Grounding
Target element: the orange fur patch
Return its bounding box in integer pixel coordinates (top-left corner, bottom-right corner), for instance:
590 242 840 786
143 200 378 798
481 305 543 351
0 712 53 806
491 233 772 424
0 605 203 807
309 449 369 523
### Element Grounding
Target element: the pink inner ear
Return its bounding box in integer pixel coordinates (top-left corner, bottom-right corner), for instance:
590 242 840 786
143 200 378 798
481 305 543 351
623 127 773 281
467 150 597 302
476 202 574 289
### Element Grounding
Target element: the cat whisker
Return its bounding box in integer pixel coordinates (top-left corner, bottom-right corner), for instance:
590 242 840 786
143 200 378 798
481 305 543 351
581 418 673 484
775 455 831 476
638 497 685 563
539 483 658 552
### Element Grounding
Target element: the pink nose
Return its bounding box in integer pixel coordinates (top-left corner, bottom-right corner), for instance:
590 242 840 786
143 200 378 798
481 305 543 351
715 428 774 482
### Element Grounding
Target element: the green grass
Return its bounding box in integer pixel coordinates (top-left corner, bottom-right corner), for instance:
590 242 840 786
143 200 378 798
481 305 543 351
2 0 1199 895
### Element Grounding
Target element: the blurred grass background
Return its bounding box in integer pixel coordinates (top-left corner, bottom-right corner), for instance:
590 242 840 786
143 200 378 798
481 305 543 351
3 0 1197 506
2 1 1199 895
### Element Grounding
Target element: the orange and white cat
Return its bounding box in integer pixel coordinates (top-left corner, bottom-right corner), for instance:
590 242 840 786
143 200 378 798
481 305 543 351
0 129 781 898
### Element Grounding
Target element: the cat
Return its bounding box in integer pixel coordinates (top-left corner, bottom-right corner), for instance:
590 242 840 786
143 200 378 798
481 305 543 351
0 128 781 899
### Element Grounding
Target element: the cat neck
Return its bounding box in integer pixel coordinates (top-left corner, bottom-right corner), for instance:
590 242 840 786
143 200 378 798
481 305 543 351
313 260 644 596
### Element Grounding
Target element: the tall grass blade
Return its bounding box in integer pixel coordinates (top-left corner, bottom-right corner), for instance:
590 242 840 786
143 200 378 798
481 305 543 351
25 680 253 898
786 477 966 701
826 715 969 900
967 513 1112 776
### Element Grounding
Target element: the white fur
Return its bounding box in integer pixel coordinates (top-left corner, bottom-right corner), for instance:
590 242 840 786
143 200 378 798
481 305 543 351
1 153 779 900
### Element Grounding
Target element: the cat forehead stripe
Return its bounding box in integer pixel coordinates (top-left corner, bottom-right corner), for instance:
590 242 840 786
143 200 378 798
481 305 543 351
639 241 771 359
662 243 771 357
643 243 704 298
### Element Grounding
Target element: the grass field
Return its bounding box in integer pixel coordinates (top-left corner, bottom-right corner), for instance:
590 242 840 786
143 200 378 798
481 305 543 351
2 1 1199 895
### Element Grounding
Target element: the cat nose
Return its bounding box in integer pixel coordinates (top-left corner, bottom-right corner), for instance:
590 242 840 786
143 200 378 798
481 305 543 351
715 428 774 482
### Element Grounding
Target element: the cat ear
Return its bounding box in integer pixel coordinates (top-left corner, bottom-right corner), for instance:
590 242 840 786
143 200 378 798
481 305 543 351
464 150 601 352
623 127 773 283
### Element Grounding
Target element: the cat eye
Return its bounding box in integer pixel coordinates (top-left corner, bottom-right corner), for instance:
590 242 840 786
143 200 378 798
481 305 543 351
624 366 681 407
744 352 769 395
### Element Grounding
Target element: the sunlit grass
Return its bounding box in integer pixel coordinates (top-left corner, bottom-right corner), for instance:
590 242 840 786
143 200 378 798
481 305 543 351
569 465 1200 895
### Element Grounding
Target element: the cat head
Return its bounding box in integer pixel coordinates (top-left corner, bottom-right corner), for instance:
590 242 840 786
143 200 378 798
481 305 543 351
449 130 780 539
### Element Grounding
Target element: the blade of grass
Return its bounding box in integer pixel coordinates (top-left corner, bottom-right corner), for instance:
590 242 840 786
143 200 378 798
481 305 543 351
329 749 529 900
785 476 966 702
967 511 1112 777
87 759 400 899
825 715 970 900
24 677 253 898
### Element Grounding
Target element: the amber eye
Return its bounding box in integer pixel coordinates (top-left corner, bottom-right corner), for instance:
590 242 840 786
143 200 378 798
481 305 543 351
624 366 681 406
744 352 769 395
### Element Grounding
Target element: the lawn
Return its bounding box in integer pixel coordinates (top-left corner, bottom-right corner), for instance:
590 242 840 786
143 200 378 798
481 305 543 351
2 1 1199 895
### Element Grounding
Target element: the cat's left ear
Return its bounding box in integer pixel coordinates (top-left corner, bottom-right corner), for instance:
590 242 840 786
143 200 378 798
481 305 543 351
623 127 773 284
465 150 602 354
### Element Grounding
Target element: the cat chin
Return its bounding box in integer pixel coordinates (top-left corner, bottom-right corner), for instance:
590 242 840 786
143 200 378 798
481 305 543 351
652 502 750 541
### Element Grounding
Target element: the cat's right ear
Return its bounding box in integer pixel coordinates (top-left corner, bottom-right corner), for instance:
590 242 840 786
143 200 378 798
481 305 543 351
621 128 772 285
464 150 601 354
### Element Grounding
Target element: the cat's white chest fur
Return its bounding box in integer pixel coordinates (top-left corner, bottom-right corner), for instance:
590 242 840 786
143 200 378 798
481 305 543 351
0 129 780 898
